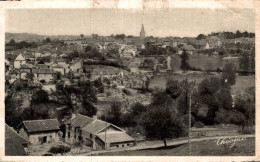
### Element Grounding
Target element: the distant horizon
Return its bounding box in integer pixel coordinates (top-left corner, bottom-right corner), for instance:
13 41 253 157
6 9 255 38
5 30 255 39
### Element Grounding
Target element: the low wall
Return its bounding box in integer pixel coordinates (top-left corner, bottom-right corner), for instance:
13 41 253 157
191 128 239 137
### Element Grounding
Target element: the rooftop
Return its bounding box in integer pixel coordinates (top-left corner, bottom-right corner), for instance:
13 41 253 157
18 119 60 133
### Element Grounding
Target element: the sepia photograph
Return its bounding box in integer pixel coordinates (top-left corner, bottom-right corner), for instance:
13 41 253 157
4 8 255 157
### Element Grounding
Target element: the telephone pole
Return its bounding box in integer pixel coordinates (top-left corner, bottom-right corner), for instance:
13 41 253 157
188 90 192 156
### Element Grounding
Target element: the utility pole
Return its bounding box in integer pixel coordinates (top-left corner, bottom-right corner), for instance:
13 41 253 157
188 90 192 156
105 112 107 150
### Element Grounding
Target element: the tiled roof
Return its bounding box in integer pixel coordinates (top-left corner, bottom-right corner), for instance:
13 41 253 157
15 54 26 61
9 69 19 75
97 131 134 144
64 114 94 127
37 68 56 74
20 64 33 69
18 119 60 133
35 64 48 69
181 44 196 51
52 65 64 69
81 120 109 134
5 124 29 156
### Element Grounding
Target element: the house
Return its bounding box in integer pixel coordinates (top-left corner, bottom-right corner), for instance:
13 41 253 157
119 45 137 58
70 58 83 72
63 114 135 150
14 54 26 69
17 119 60 145
20 64 33 73
5 124 29 156
52 65 65 75
36 69 57 83
57 58 67 67
178 44 197 55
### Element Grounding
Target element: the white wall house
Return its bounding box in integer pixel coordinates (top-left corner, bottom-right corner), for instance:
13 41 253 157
14 54 26 69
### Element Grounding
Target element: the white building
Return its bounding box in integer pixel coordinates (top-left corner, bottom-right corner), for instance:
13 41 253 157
14 54 26 69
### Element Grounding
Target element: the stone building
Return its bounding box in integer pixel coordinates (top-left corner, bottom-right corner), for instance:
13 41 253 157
17 119 60 145
63 114 135 150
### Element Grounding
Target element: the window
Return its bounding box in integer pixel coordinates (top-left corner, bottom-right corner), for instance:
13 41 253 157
122 145 124 147
68 132 70 138
75 128 77 132
127 144 129 146
68 125 71 130
74 135 76 139
90 134 92 138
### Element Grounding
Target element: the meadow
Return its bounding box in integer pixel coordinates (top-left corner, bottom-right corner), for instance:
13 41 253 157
149 72 255 95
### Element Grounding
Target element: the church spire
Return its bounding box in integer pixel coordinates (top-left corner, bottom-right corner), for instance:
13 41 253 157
140 24 145 40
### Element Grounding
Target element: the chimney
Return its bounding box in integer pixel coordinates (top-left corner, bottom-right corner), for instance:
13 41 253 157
93 115 97 120
71 114 76 119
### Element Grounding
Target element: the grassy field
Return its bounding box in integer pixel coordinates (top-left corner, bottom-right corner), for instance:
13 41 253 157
189 54 239 70
97 137 255 156
149 73 255 95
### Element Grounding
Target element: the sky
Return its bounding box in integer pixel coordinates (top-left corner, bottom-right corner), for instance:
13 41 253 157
5 8 255 37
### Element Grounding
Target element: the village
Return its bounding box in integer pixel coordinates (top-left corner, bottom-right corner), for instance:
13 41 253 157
5 22 255 156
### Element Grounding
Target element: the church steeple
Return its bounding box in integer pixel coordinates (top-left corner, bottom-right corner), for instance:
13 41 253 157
140 24 145 40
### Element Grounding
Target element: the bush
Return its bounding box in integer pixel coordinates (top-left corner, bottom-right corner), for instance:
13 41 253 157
194 121 205 128
242 125 255 134
39 80 46 84
48 145 71 155
122 88 132 96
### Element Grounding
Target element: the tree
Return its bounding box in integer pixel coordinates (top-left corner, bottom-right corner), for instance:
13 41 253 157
25 73 34 81
166 79 182 99
105 102 122 126
8 39 16 46
80 101 97 117
251 47 255 72
180 50 190 70
141 104 187 147
205 62 214 74
31 90 49 103
45 38 51 43
79 81 98 117
80 34 84 40
5 94 23 128
196 34 206 40
222 62 237 85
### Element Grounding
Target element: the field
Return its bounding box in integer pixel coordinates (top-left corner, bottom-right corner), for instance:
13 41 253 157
189 54 239 70
97 137 255 156
149 73 255 95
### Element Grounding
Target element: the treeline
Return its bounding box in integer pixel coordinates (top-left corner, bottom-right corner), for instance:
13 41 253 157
5 39 38 51
196 31 255 40
209 31 255 39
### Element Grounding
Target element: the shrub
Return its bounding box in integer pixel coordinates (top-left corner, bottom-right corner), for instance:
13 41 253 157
194 121 205 128
106 91 112 97
39 80 46 84
122 88 132 96
48 145 71 155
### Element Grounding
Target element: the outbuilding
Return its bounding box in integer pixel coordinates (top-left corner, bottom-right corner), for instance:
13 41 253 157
17 119 61 145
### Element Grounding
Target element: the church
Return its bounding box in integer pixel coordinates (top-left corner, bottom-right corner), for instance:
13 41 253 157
124 24 146 49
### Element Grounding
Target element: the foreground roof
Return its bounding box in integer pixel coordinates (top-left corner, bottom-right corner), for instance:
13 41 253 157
5 124 29 156
18 119 60 133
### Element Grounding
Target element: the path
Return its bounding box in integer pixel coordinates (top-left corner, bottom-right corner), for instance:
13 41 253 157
77 134 255 156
